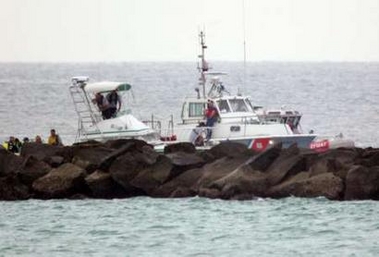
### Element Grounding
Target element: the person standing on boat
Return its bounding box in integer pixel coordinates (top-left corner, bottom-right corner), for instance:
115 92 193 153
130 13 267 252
204 100 218 141
94 92 112 119
106 89 122 118
48 129 63 146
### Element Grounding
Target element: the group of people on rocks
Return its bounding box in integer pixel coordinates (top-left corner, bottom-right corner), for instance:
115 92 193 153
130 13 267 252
2 129 63 154
93 89 122 120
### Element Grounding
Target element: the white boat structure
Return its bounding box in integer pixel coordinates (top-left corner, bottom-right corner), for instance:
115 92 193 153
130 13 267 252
69 77 159 143
149 31 353 152
147 31 316 151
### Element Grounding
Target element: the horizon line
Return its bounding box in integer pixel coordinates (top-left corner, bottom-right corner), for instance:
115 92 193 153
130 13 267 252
1 60 379 64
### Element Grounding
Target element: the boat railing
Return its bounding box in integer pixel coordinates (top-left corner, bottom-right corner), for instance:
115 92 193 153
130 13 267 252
143 121 161 134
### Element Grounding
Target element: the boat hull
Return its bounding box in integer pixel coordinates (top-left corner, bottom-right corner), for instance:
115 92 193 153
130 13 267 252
77 114 160 143
216 134 317 151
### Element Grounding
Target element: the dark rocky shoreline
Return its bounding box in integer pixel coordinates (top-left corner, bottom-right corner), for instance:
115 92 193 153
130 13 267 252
1 139 378 201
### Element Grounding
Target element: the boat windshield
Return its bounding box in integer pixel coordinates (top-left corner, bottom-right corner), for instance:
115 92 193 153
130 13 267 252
229 99 249 112
245 98 255 111
217 99 231 113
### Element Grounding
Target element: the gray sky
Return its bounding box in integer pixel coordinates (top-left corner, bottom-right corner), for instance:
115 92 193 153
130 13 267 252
1 0 379 62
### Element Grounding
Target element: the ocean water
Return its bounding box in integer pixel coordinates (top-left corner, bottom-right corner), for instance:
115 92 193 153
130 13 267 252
1 62 379 256
1 197 379 256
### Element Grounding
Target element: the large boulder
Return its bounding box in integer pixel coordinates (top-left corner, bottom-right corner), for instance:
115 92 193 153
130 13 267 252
265 154 307 187
130 145 160 166
130 155 174 195
195 155 252 192
18 156 52 186
308 157 338 177
44 156 65 168
267 172 344 200
109 151 153 196
0 149 24 177
71 145 113 172
169 187 198 198
85 170 128 198
155 154 247 198
344 165 379 200
203 141 251 161
32 163 88 199
0 175 30 200
104 139 151 151
209 164 267 200
20 143 67 162
307 154 352 181
154 167 204 197
321 148 360 166
163 142 196 154
166 152 204 167
356 148 379 167
97 142 157 172
246 143 282 172
165 152 205 178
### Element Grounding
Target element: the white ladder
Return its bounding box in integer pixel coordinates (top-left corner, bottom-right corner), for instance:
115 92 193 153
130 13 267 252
69 84 101 141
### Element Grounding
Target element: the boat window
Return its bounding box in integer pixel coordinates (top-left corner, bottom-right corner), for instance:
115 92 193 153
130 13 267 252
293 116 300 127
188 103 205 117
217 100 231 113
244 99 254 112
229 99 248 112
245 98 255 111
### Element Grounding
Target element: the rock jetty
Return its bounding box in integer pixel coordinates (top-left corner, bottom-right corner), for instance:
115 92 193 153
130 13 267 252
1 139 378 201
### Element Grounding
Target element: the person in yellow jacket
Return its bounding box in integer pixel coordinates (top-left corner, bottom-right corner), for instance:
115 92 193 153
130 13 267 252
2 141 8 150
2 136 19 153
47 129 63 146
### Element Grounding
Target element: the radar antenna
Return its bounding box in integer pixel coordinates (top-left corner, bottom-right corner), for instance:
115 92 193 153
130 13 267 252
197 31 209 99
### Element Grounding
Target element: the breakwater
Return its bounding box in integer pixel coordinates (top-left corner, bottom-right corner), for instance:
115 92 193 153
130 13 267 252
1 139 378 201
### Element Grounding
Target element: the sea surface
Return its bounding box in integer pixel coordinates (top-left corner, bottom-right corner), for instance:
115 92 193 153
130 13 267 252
1 197 379 256
1 62 379 256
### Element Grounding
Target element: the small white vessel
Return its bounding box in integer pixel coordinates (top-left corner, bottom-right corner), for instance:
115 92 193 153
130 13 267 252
148 31 318 151
69 77 159 143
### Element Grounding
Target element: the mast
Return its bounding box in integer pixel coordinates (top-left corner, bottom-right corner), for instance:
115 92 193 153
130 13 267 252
241 0 247 95
198 31 208 99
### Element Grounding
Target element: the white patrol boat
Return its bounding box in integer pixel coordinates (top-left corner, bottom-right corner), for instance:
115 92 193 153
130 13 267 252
149 31 318 151
69 77 159 143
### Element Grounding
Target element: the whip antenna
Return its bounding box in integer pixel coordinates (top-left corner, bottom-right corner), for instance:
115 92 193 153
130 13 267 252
242 0 247 95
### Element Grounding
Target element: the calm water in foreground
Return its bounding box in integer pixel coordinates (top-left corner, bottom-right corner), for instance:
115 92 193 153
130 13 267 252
1 197 379 256
1 62 379 256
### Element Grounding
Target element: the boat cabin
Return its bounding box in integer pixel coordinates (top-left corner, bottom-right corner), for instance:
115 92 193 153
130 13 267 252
180 95 260 124
180 97 207 124
70 76 133 121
